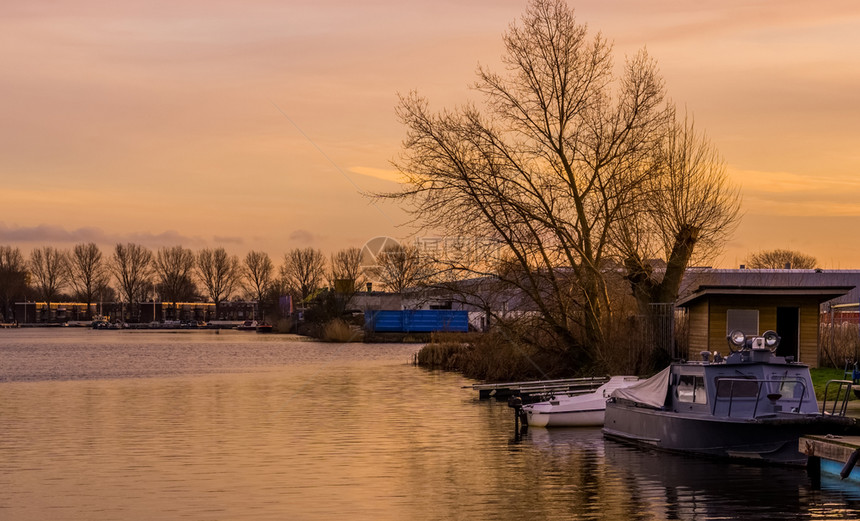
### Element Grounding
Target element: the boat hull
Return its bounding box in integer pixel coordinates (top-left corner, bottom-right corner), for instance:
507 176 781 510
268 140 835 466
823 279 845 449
525 375 639 428
603 402 858 466
527 407 605 428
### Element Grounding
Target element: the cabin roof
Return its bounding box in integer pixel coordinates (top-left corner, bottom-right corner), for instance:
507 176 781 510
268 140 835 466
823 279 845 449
676 269 860 308
676 284 854 307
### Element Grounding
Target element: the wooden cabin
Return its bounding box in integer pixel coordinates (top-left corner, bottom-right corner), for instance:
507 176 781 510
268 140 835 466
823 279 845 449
676 270 858 368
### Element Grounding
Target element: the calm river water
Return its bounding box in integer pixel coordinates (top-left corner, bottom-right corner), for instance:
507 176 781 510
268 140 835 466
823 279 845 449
2 328 860 520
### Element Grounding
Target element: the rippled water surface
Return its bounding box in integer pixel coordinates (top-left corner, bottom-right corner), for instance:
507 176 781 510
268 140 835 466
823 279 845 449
2 328 860 520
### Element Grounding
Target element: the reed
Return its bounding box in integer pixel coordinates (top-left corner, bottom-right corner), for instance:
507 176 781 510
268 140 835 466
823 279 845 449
274 318 292 334
820 322 860 368
416 330 574 382
322 318 362 342
416 341 470 370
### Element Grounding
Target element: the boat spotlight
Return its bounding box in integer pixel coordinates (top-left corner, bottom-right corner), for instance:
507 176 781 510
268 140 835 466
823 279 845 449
762 330 781 350
727 329 746 350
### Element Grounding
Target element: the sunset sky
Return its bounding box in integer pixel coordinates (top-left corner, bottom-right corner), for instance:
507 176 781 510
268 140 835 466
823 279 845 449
2 0 860 268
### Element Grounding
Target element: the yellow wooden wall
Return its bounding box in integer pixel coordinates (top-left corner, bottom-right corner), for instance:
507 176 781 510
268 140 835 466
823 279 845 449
687 300 710 354
685 296 822 367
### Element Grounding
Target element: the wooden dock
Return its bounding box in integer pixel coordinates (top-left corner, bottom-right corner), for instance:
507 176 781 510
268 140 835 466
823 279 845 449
469 376 608 402
800 435 860 482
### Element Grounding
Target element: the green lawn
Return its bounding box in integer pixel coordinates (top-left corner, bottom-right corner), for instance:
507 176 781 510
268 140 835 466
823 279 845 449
810 367 856 401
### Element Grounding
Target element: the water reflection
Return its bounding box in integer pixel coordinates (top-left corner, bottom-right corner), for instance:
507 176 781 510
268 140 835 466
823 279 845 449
528 427 860 520
2 331 860 520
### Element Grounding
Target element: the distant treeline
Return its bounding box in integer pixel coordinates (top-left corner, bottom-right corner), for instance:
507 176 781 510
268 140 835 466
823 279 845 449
0 242 395 323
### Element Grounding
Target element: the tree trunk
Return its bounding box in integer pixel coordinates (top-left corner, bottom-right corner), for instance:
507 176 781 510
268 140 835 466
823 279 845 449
626 225 699 312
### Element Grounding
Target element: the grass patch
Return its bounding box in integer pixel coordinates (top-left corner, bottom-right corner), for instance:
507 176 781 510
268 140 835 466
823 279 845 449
810 367 856 401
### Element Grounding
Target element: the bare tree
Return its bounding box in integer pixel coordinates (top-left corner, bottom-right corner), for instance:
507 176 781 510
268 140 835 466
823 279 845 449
29 246 68 313
110 243 154 322
317 247 367 319
243 250 273 319
67 243 109 319
0 245 28 322
280 247 326 303
330 247 367 294
197 248 240 320
93 283 116 315
746 249 816 270
375 244 428 294
154 246 197 318
384 0 739 370
388 0 666 364
155 246 196 299
620 112 741 312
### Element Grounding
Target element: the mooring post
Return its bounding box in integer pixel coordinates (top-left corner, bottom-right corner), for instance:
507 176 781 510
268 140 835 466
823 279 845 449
508 395 528 439
841 448 860 480
807 455 821 490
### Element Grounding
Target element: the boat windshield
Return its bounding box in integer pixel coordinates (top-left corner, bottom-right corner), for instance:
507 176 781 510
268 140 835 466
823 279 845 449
711 374 813 418
770 373 808 400
677 374 707 404
714 376 758 398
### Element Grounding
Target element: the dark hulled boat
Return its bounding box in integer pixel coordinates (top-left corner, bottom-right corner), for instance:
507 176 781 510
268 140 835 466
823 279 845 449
603 330 860 466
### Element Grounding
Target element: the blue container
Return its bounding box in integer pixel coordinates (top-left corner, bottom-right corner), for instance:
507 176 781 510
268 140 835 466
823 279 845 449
365 310 469 333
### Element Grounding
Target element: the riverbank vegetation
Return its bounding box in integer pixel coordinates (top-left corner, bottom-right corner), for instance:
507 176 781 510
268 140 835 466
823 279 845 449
417 332 576 382
422 332 860 389
320 318 363 343
416 315 671 382
820 322 860 369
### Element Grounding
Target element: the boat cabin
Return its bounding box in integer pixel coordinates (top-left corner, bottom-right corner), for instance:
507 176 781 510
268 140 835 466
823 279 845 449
619 330 824 419
667 353 819 419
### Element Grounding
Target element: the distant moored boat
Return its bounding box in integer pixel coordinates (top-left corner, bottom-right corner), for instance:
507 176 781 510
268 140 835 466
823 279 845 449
255 323 273 333
235 320 257 331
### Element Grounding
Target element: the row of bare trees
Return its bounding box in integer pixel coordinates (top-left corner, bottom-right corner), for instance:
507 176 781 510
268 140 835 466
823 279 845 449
0 242 423 323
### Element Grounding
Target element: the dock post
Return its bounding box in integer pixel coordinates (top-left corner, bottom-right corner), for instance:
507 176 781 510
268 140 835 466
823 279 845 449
800 435 860 483
841 448 860 479
508 395 528 439
807 455 821 490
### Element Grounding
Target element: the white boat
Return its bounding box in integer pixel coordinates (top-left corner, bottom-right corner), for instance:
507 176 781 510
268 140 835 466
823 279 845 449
524 375 640 427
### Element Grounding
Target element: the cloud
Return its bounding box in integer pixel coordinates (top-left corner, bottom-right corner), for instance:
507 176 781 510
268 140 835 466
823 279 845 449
586 1 860 46
213 235 244 244
288 229 316 245
729 168 860 216
0 223 104 243
0 223 212 250
349 166 403 184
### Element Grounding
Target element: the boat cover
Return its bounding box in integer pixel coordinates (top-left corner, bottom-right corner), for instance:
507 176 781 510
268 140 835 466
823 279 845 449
609 366 671 408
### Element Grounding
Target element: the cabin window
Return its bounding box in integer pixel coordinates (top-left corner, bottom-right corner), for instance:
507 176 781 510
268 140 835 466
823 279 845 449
726 309 759 336
771 373 806 400
677 374 707 404
714 376 759 398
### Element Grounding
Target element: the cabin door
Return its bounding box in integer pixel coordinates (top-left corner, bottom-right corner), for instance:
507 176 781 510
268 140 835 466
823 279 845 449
776 307 799 359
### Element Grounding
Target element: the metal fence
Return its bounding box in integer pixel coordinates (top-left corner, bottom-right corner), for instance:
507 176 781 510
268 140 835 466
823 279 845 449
649 302 679 360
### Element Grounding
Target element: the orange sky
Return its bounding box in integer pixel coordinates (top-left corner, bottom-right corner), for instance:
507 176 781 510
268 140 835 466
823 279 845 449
2 0 859 268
